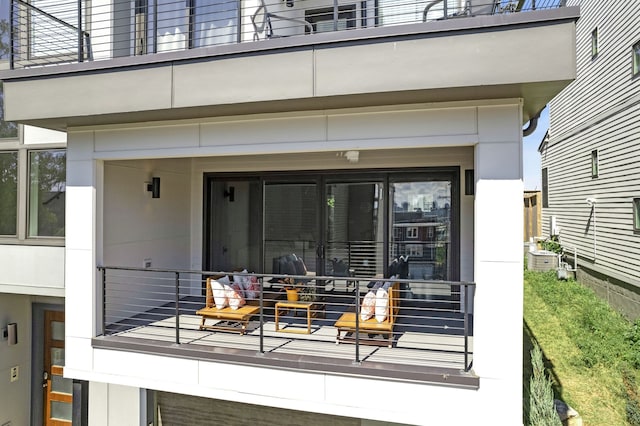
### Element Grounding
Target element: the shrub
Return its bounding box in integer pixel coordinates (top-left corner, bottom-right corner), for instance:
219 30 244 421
623 368 640 426
625 318 640 369
526 343 562 426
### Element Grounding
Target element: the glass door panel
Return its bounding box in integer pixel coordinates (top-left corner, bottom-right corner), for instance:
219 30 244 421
155 0 189 52
44 311 72 425
325 182 383 279
194 0 238 47
264 183 318 276
390 179 452 282
207 179 261 273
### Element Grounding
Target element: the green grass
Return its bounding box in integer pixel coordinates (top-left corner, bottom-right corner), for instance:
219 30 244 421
523 269 640 425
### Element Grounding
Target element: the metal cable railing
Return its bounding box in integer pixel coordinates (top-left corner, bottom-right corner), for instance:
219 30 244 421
7 0 566 69
99 265 475 372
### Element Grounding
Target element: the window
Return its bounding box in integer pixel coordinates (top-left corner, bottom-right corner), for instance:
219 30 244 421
591 149 599 178
0 151 18 235
634 40 640 76
634 198 640 231
0 83 18 139
28 149 66 237
306 5 357 33
591 28 598 59
406 227 418 239
542 167 548 208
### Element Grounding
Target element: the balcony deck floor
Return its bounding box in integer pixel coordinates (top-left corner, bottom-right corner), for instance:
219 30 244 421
113 314 472 371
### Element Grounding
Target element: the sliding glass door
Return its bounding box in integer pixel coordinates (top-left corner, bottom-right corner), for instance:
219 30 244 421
204 169 458 287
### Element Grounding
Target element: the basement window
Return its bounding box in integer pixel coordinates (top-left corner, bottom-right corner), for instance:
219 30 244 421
634 198 640 232
634 40 640 76
591 150 599 178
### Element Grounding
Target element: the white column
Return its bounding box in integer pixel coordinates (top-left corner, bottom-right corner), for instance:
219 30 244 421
473 103 524 422
65 131 98 373
89 382 142 425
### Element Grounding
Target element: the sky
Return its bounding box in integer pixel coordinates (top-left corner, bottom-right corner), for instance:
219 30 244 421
522 106 548 190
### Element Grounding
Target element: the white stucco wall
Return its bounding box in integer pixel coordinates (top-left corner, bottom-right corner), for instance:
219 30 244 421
63 100 524 425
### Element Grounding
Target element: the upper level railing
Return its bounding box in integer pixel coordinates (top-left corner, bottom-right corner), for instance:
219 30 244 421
7 0 566 69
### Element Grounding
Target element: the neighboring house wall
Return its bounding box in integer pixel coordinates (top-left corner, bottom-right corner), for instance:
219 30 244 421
542 0 640 318
523 190 542 242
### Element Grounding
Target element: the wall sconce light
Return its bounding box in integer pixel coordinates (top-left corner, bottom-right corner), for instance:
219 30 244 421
224 186 235 202
2 323 18 345
465 169 474 195
146 177 160 198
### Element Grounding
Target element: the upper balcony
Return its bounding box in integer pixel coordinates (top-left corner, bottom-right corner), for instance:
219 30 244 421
1 0 578 130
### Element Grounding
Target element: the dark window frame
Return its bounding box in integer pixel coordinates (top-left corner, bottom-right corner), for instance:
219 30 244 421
633 198 640 232
633 40 640 77
591 149 599 178
542 167 548 208
591 27 598 59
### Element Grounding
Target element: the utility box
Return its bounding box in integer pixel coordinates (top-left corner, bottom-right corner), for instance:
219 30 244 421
527 250 559 272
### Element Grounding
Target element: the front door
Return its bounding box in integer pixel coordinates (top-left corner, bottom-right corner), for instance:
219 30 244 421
43 310 73 425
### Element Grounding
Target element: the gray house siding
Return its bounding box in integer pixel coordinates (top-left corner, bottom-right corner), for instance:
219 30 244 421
542 0 640 318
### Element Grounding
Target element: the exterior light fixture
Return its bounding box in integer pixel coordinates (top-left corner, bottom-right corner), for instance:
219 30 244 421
146 177 160 198
2 323 18 345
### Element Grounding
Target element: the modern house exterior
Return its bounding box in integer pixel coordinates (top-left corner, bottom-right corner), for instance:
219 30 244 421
540 0 640 320
1 1 578 424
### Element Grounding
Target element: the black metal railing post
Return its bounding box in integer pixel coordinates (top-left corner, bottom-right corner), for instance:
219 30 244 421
77 0 83 62
354 278 361 364
259 278 264 354
9 0 15 70
101 267 106 336
463 283 469 371
175 272 180 345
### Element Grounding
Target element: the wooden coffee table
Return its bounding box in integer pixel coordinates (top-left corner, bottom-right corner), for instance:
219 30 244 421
275 301 313 334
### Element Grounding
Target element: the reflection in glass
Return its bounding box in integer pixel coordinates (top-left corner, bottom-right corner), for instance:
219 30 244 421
50 400 73 421
52 321 65 341
0 83 18 138
51 374 73 394
155 0 188 52
194 0 238 47
28 150 66 237
264 183 318 274
0 151 18 234
325 182 383 278
391 180 451 281
51 348 65 367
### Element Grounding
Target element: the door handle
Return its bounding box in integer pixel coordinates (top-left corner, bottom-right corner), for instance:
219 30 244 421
42 371 48 388
316 244 324 259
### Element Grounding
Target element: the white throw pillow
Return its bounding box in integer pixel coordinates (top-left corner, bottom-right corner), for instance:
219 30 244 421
244 275 259 300
211 280 228 309
375 287 389 323
226 283 246 310
361 290 376 321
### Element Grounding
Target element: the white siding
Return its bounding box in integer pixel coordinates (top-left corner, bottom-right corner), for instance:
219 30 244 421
544 0 640 286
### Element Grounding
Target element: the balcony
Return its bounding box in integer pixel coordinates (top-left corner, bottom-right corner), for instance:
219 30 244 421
1 0 577 130
9 0 567 69
96 266 477 387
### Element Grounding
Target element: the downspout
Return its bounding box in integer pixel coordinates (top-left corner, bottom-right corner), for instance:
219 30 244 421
523 113 540 137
